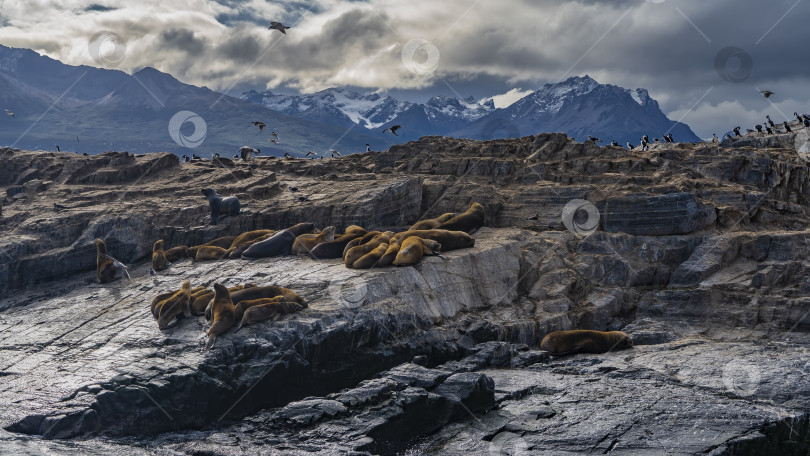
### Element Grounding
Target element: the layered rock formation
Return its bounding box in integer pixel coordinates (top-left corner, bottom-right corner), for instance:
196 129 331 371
1 133 810 455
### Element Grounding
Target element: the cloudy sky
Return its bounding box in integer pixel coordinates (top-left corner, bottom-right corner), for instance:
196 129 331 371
0 0 807 138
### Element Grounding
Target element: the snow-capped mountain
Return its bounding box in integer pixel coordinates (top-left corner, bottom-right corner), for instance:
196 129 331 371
242 76 699 145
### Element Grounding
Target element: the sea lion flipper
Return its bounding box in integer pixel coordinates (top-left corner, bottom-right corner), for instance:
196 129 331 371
206 335 217 349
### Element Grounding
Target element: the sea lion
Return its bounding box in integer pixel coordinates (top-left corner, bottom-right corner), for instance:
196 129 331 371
241 222 315 259
207 283 236 348
342 225 366 237
151 240 170 271
201 188 241 225
237 300 304 330
540 330 633 356
352 243 389 269
164 246 188 262
95 238 129 283
310 231 366 259
376 242 401 267
205 285 304 320
233 296 285 323
228 233 273 258
392 237 442 266
229 229 276 249
201 236 238 249
157 281 192 329
194 246 233 261
291 226 336 255
151 285 206 319
342 231 382 258
344 234 390 267
409 212 457 231
191 284 255 316
435 202 485 234
390 229 475 252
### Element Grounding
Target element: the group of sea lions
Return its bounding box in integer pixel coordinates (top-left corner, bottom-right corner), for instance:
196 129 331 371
151 280 305 347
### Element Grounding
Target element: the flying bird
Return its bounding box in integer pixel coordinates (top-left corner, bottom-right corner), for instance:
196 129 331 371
271 131 279 139
306 150 317 157
383 125 401 136
269 22 290 34
330 149 341 157
760 90 774 99
269 138 279 144
252 121 266 132
4 109 13 117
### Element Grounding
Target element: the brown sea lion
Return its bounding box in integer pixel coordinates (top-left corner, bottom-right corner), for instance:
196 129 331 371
233 296 285 323
435 202 485 234
229 229 276 249
390 229 475 251
540 330 633 356
194 246 233 261
291 226 337 255
342 225 366 237
152 240 170 271
152 285 206 319
95 238 117 284
205 285 305 320
352 242 389 269
342 231 382 258
164 246 188 262
241 223 315 259
392 237 441 266
376 242 401 267
207 283 236 348
157 281 192 329
344 234 390 267
409 212 457 231
201 236 238 249
310 231 366 259
228 233 273 258
237 300 304 330
192 283 257 316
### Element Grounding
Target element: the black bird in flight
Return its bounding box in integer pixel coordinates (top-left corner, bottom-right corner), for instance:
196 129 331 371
383 125 401 136
760 90 774 99
252 121 266 132
269 22 290 34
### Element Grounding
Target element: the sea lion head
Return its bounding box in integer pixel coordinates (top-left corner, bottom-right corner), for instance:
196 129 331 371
614 332 633 349
213 283 229 297
422 239 442 253
181 280 191 291
201 188 216 199
153 239 164 252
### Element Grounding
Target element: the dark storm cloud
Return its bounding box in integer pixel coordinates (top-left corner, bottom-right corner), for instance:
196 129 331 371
159 29 206 56
85 4 116 12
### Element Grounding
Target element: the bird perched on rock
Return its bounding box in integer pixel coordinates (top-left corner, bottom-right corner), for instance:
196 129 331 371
527 214 539 221
284 152 293 159
712 134 718 143
733 126 741 137
610 140 619 147
330 149 341 158
182 155 190 162
587 136 601 143
760 90 774 99
269 22 290 34
383 125 401 136
755 125 763 133
766 125 774 134
252 121 266 132
239 146 260 161
289 186 299 192
306 151 317 157
192 154 202 160
4 109 13 117
666 134 674 143
766 115 775 128
297 196 310 202
366 144 371 153
626 141 634 150
783 121 792 133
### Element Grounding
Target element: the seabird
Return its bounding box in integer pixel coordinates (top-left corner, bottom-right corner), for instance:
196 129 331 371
654 138 660 143
733 126 741 137
626 141 634 150
271 131 279 139
289 186 299 192
284 152 293 159
767 115 775 128
4 109 13 117
766 125 774 134
725 133 734 140
213 153 220 158
192 154 202 160
383 125 401 136
366 144 371 153
712 134 719 143
760 90 774 99
527 214 539 221
796 112 804 123
233 154 239 159
54 203 67 210
56 145 60 152
755 124 763 133
804 118 810 128
252 121 266 132
268 138 279 144
330 149 341 157
642 135 649 143
746 128 756 134
587 136 601 143
182 154 190 162
783 121 792 133
297 196 310 202
666 134 674 143
661 134 671 143
306 151 317 157
610 140 619 147
269 22 290 34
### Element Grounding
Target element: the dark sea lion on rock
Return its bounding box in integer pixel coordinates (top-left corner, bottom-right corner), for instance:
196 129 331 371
228 234 273 258
157 281 192 329
194 246 233 261
435 202 485 234
229 229 276 249
393 237 441 266
241 223 315 259
237 300 304 330
390 229 474 252
207 284 236 348
409 212 457 231
352 243 389 269
310 231 366 259
540 330 633 356
291 226 336 255
201 188 241 225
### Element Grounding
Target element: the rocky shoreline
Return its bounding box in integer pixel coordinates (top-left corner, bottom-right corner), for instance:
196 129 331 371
2 133 810 454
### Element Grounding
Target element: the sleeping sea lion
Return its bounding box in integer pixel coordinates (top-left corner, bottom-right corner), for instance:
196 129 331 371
435 202 485 234
291 226 336 255
191 283 256 316
151 285 206 319
157 281 192 329
233 296 285 323
228 233 273 258
344 234 390 267
352 242 389 269
409 212 457 231
376 242 401 267
207 283 236 348
241 223 315 259
342 231 382 258
540 330 633 356
229 230 276 249
310 231 366 259
392 237 442 266
201 188 241 225
390 229 475 251
205 285 305 320
194 246 233 261
201 236 238 249
237 300 304 330
164 246 188 262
